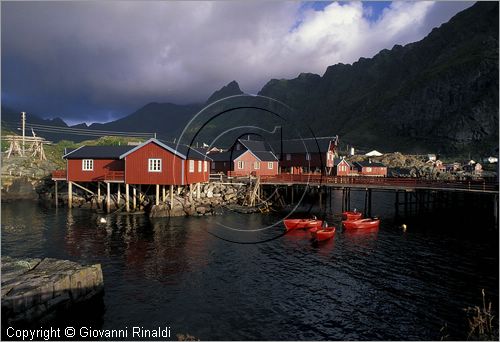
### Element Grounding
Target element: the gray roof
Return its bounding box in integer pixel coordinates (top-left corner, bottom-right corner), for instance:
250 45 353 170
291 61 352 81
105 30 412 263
333 158 353 167
269 137 337 154
63 146 134 159
354 161 386 168
209 150 245 162
239 139 274 153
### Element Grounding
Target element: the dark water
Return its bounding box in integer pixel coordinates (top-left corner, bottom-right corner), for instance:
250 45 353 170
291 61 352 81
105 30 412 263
1 190 498 340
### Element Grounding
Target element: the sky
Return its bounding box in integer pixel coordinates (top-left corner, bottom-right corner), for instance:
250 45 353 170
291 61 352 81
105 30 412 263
1 1 473 125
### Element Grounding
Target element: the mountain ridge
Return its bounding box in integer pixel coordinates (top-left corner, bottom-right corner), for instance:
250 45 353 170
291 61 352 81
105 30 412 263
2 2 497 157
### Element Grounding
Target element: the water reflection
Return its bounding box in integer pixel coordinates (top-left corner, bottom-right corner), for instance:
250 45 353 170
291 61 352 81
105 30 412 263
1 201 498 341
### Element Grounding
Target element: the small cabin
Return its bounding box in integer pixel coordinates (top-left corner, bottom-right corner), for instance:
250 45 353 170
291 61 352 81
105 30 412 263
63 146 132 182
212 139 279 177
120 139 211 185
270 136 339 174
353 160 387 177
333 157 353 176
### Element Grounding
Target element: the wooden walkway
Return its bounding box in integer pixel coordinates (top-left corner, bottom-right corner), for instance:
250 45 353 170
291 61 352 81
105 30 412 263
259 174 499 194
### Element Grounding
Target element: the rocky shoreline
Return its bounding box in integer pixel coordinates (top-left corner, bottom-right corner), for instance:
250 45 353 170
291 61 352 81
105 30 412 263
1 256 104 326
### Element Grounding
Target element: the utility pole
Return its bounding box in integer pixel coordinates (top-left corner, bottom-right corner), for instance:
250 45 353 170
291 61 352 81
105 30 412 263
21 112 26 156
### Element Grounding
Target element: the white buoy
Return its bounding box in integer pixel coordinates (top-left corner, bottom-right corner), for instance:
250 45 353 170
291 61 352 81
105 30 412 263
99 217 107 224
401 224 407 232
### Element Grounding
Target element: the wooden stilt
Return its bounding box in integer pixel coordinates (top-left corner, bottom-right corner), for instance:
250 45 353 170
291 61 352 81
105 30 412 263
138 185 142 210
196 182 201 199
177 186 181 195
125 184 130 212
133 186 137 210
189 184 193 201
170 185 174 209
68 181 72 208
97 182 101 208
106 182 111 213
156 184 160 205
117 184 121 205
162 185 166 202
54 181 58 206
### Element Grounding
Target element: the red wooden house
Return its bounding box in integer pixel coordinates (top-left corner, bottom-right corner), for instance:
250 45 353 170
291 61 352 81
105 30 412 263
211 139 278 177
333 157 354 176
270 136 338 174
119 139 211 185
353 160 387 177
62 138 211 185
63 146 133 182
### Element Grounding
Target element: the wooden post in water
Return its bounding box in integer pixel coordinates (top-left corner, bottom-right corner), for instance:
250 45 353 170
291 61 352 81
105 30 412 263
177 186 181 195
189 184 193 201
162 185 166 202
117 184 121 205
125 184 130 212
319 187 322 210
156 184 160 205
106 182 110 213
197 183 201 199
133 186 137 210
54 181 58 206
68 181 72 208
170 185 174 209
367 188 372 217
138 185 142 210
97 182 101 208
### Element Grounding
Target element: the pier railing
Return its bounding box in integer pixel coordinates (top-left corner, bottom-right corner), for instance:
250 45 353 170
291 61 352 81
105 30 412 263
51 170 67 180
104 171 125 182
260 174 499 192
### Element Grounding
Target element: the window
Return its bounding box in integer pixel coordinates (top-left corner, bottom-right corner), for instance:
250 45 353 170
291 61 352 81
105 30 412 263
148 158 162 172
238 161 244 169
82 159 93 171
286 154 291 161
189 160 194 173
366 167 372 173
268 162 273 169
305 153 311 161
211 162 215 170
198 160 202 172
254 161 260 169
204 161 208 172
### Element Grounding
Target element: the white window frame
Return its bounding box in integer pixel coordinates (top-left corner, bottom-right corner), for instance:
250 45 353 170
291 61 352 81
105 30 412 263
82 159 93 171
268 162 273 169
189 160 194 173
148 158 162 172
237 161 244 169
286 153 291 161
254 161 260 170
198 160 202 172
204 161 208 172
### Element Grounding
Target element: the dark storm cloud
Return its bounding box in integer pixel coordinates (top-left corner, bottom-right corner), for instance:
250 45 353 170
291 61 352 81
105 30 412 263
1 1 473 124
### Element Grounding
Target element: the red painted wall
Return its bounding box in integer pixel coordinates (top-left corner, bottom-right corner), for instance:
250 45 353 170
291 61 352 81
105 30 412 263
67 159 124 182
334 160 351 176
279 152 327 173
231 151 278 177
185 159 211 184
359 166 387 177
124 141 209 185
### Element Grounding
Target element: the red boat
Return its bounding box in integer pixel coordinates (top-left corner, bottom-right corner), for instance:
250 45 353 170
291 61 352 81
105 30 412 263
343 218 380 230
342 211 363 221
310 226 336 242
284 218 323 231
